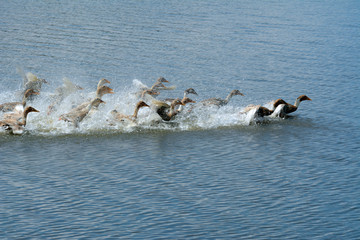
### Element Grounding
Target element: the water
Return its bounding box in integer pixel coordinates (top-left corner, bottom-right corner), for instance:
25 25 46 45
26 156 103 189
1 0 360 239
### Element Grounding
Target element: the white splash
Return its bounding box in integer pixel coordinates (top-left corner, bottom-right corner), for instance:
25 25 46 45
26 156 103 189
0 79 285 136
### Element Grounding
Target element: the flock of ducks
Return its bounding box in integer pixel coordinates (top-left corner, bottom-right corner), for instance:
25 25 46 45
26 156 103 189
0 72 312 135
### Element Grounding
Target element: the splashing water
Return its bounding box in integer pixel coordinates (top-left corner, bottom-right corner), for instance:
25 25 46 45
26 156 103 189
0 78 286 136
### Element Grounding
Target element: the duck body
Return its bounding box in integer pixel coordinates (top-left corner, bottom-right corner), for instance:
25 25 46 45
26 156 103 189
71 85 114 113
111 101 150 123
59 98 105 127
155 98 188 121
0 106 39 134
22 72 48 100
200 89 244 107
271 95 312 118
252 106 273 118
134 77 175 99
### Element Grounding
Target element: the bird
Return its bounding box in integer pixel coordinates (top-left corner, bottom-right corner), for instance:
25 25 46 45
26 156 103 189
177 88 197 112
70 85 114 114
155 98 184 121
96 85 114 99
200 89 244 107
242 105 274 118
0 106 39 134
271 95 312 118
111 101 150 123
47 77 83 115
133 77 175 99
163 87 198 103
22 72 48 99
177 97 196 114
150 77 176 91
97 78 111 88
59 98 105 127
0 89 39 112
154 97 195 121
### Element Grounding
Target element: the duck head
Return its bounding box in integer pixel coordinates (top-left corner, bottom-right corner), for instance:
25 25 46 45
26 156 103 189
157 77 169 83
298 95 312 102
185 88 198 95
91 98 106 108
24 106 40 114
97 78 111 88
182 97 196 105
136 101 150 109
231 89 245 96
97 86 114 97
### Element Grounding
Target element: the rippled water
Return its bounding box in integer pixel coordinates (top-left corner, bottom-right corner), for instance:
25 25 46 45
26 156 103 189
1 1 360 239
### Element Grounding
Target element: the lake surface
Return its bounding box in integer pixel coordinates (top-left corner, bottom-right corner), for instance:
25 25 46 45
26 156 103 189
1 0 360 239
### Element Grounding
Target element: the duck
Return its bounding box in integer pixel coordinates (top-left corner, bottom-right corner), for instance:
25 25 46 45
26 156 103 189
22 72 48 99
85 78 111 99
59 98 105 127
0 106 39 134
111 101 150 123
242 104 274 118
241 98 292 120
177 88 197 112
47 77 83 115
271 95 312 118
163 87 198 103
155 98 185 121
200 89 244 107
70 85 114 113
139 89 161 105
177 97 196 114
133 77 175 99
150 77 176 91
97 78 111 88
154 97 195 121
96 85 114 99
0 89 39 112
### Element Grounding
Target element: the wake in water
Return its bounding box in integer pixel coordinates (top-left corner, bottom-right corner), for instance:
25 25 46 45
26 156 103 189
0 71 312 135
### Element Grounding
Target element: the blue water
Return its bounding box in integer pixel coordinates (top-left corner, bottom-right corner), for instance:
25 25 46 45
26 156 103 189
1 0 360 239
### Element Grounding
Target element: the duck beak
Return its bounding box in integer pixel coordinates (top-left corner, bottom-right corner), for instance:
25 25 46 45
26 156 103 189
76 85 83 90
33 91 40 95
108 88 114 94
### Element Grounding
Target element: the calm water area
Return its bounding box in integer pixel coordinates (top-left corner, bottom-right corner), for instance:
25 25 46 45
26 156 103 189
1 1 360 239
